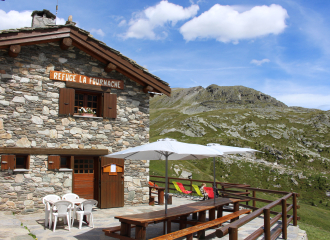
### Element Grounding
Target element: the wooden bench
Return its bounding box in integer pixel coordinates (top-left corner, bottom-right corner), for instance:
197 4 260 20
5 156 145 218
149 209 251 240
103 225 136 235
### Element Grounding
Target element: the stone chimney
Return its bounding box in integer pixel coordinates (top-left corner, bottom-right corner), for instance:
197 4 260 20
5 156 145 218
31 9 56 28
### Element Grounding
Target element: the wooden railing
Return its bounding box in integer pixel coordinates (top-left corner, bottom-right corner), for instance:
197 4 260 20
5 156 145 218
150 175 299 240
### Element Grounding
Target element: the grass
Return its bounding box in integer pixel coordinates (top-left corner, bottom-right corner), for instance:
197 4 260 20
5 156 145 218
298 223 330 240
150 99 330 239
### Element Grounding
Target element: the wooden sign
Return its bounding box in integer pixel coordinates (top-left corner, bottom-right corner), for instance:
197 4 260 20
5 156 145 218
49 70 124 89
102 163 124 176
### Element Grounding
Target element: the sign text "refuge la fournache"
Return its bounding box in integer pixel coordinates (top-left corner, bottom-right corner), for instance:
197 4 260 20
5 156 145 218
49 71 124 89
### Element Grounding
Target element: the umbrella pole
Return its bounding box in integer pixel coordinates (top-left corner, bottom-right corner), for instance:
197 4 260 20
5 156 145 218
213 157 216 205
165 153 169 234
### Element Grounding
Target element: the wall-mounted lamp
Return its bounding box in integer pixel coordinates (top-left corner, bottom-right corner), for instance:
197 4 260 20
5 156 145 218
148 91 163 96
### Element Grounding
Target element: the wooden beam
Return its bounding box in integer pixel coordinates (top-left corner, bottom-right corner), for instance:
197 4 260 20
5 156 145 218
0 33 70 48
0 147 108 156
69 30 171 95
60 37 72 50
143 85 153 93
8 45 21 57
0 26 171 96
104 62 117 72
66 81 111 92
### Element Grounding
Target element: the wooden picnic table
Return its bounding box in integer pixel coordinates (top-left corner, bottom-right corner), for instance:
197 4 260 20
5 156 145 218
149 186 165 205
104 197 241 240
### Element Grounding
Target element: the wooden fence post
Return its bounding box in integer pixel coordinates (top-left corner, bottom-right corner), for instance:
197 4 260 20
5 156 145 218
264 207 271 240
253 191 256 209
190 179 193 197
282 198 287 239
229 227 238 240
293 193 298 226
246 189 249 205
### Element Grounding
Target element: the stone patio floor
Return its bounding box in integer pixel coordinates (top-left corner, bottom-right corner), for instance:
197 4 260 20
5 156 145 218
0 196 307 240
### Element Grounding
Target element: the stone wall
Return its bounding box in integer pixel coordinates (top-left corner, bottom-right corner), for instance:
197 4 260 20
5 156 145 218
0 42 150 212
0 155 71 213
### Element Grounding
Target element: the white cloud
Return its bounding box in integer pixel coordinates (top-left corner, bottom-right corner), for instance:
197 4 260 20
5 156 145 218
0 9 66 29
180 4 288 43
118 19 126 27
250 59 270 66
0 9 32 29
277 94 330 110
56 18 66 25
91 28 105 37
124 0 199 39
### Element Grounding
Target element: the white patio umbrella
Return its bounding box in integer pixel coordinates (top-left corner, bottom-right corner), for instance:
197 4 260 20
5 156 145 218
206 143 260 204
104 138 223 219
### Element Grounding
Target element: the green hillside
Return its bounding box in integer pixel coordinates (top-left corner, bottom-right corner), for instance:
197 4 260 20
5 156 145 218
149 85 330 239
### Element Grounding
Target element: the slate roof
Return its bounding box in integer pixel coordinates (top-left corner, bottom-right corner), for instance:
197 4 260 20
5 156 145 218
0 23 169 88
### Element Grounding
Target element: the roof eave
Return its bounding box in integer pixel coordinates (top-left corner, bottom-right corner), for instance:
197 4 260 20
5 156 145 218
0 25 171 96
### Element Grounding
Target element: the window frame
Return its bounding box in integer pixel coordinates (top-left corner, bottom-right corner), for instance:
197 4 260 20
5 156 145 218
74 90 102 117
1 154 29 171
59 87 117 119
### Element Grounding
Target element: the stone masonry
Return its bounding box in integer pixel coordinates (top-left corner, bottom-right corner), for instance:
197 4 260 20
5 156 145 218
0 42 151 212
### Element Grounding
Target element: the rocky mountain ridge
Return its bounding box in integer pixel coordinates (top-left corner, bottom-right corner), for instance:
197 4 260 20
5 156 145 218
150 84 330 209
151 85 288 114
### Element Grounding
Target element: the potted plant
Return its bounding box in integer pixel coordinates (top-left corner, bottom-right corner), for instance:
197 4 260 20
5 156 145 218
78 107 96 117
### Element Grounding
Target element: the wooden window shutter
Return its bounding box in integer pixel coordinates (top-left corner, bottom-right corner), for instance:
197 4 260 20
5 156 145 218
26 155 30 169
103 93 117 118
59 88 75 115
1 155 15 170
48 155 60 170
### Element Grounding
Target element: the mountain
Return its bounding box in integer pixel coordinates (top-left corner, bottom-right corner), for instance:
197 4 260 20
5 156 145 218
150 85 330 209
150 85 287 114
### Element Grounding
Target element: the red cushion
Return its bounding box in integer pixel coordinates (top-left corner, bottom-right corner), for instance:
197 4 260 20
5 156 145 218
203 187 214 199
177 182 192 194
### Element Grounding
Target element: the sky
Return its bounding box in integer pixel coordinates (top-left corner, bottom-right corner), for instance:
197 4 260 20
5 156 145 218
1 0 330 110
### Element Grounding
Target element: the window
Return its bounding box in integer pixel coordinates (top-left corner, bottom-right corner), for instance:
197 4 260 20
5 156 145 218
59 88 117 118
74 91 101 116
15 155 29 169
48 155 72 171
1 155 29 171
60 156 71 168
74 159 94 174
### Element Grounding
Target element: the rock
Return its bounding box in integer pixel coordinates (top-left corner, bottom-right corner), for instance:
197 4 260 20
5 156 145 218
16 138 31 147
291 178 298 186
70 127 82 134
31 116 43 124
12 96 25 103
15 174 24 183
0 100 9 106
24 95 39 101
128 191 135 201
39 53 48 61
42 106 49 115
58 57 67 63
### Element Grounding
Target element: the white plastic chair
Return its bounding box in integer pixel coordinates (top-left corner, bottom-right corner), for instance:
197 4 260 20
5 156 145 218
52 200 72 232
62 193 79 200
74 200 98 229
42 195 60 227
62 193 79 224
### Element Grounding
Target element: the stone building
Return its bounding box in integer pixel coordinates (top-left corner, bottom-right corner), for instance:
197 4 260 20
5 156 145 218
0 10 171 213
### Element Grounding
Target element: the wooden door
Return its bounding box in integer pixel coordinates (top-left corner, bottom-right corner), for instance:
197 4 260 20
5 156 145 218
73 157 94 199
99 157 124 208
